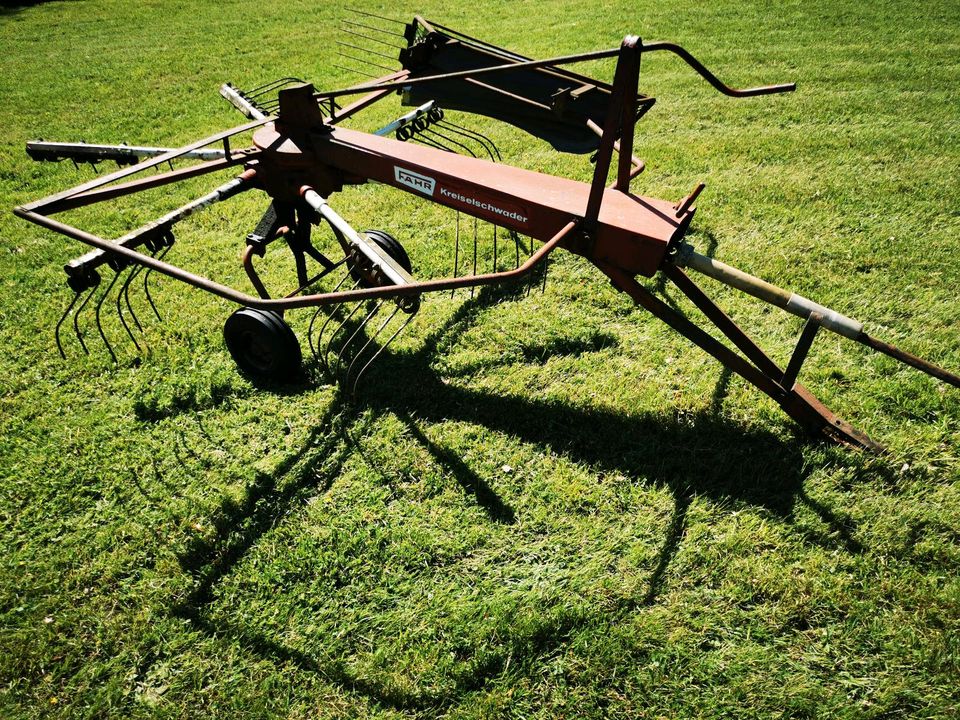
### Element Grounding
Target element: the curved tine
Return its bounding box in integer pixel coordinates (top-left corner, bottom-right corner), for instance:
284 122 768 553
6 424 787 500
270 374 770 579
344 304 400 394
346 8 406 25
323 295 365 376
512 229 521 270
247 77 304 98
437 120 501 161
435 120 498 161
332 64 380 80
55 292 83 359
350 309 417 397
493 224 498 272
526 233 535 297
452 211 460 298
471 216 478 298
308 271 353 359
318 278 362 370
412 135 458 154
340 18 406 38
333 301 385 379
143 245 170 321
337 52 396 74
94 270 122 364
339 26 404 51
421 128 477 157
121 264 145 332
115 266 142 353
453 123 502 161
73 283 100 355
336 41 398 64
307 307 326 361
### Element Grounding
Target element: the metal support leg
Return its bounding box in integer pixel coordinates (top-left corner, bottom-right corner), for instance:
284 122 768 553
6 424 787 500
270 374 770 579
597 261 882 452
781 314 823 390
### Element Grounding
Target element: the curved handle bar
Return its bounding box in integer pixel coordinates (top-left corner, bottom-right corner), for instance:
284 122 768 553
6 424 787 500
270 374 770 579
641 41 795 97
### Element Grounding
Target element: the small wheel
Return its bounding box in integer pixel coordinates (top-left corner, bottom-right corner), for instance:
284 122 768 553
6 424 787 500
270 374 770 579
223 307 302 382
349 229 413 286
348 230 419 314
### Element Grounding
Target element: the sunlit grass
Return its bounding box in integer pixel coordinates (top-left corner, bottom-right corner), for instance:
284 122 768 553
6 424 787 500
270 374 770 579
1 1 958 718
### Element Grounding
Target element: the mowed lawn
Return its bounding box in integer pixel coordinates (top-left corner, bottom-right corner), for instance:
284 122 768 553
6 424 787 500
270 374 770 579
1 0 959 718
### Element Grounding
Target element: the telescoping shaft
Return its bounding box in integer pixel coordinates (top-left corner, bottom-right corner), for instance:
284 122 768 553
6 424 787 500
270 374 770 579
676 244 960 388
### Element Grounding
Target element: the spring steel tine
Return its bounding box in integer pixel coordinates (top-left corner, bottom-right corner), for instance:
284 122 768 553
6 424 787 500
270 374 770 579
512 229 521 270
350 307 417 397
412 135 456 154
308 307 324 361
122 264 146 332
115 266 142 353
344 304 400 393
308 271 353 360
341 19 406 39
73 282 99 355
434 121 495 161
332 64 380 80
437 120 502 161
94 270 121 363
493 225 498 272
246 77 291 95
471 216 478 298
316 278 362 355
422 127 477 157
336 51 397 74
247 77 304 98
345 8 407 25
333 301 385 379
323 293 365 375
452 211 461 298
143 245 170 321
340 25 404 50
527 233 536 297
436 120 501 161
335 41 399 64
55 292 83 359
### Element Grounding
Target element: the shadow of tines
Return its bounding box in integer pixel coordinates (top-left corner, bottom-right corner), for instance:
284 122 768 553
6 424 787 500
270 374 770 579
170 280 866 712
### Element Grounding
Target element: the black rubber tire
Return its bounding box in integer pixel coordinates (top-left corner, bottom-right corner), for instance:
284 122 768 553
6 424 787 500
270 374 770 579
223 307 302 382
349 229 413 286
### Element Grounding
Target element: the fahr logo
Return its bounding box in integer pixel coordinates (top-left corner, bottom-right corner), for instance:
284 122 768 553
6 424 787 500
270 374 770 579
394 166 436 196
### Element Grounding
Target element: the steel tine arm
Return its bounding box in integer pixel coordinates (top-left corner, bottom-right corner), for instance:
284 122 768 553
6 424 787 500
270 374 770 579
121 264 146 332
72 281 100 355
94 270 122 363
115 266 143 353
350 310 417 397
55 292 83 359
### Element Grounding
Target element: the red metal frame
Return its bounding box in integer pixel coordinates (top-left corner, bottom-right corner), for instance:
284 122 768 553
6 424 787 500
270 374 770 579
13 29 957 452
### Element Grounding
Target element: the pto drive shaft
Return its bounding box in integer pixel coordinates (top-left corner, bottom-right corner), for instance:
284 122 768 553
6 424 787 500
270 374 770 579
676 243 960 388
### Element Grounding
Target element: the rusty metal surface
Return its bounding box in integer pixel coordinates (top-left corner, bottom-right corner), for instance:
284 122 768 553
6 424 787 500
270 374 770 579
20 117 271 214
859 332 960 388
598 260 885 452
12 17 957 452
273 122 689 276
15 206 578 310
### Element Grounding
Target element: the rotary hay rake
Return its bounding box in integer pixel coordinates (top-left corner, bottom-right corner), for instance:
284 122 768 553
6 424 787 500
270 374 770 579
15 14 960 453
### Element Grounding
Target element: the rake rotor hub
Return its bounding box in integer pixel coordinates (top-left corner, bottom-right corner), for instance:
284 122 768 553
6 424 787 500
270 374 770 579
13 16 959 449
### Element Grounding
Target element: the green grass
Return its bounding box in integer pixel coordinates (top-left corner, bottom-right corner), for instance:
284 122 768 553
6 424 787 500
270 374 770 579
2 0 959 717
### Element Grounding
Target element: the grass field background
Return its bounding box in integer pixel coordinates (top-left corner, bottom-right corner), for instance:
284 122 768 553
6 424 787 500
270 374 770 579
1 0 959 717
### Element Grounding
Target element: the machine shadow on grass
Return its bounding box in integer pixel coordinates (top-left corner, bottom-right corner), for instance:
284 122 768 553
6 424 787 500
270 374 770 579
171 280 869 712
